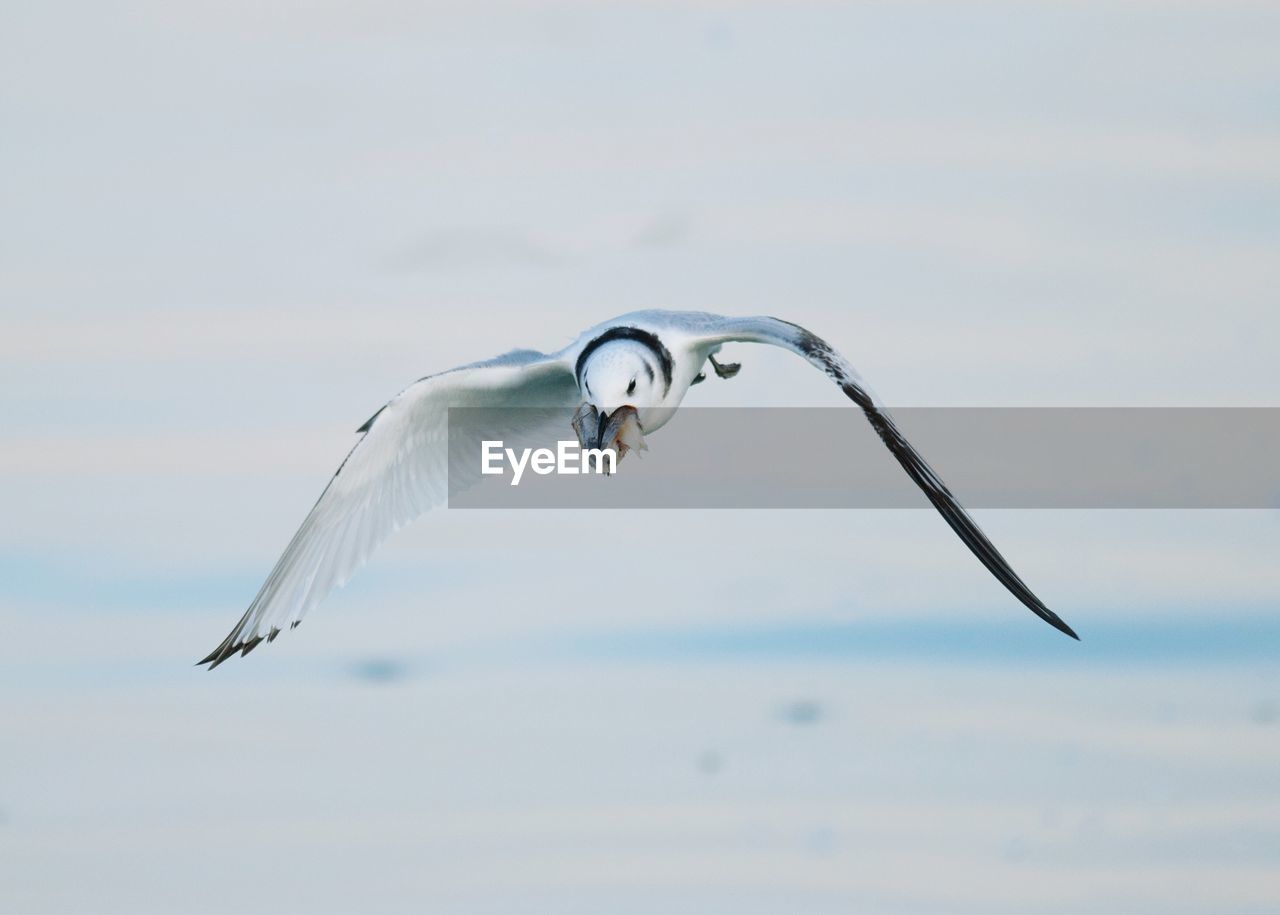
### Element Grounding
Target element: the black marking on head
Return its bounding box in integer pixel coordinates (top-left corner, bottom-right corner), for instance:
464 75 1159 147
627 378 636 395
575 326 673 396
643 362 655 384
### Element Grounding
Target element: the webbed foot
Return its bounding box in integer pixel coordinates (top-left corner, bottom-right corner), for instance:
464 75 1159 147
709 354 740 379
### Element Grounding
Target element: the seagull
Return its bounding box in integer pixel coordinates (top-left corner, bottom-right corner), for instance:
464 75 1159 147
200 311 1077 668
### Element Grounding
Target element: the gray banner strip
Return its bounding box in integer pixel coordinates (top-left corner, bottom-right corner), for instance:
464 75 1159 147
446 408 1280 509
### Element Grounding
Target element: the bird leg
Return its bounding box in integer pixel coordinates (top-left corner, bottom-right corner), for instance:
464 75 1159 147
708 354 740 379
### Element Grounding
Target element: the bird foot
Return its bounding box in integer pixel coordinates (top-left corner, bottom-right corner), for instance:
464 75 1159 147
709 354 741 379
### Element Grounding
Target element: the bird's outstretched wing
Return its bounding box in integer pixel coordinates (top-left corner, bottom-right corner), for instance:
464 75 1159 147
199 350 579 668
680 314 1078 640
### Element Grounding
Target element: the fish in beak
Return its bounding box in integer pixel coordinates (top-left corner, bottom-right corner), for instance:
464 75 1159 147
571 403 647 469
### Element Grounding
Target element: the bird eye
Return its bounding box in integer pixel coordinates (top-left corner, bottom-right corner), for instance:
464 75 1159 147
627 379 636 395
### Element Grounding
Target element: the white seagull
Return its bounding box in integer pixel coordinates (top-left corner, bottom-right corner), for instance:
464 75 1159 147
201 311 1077 668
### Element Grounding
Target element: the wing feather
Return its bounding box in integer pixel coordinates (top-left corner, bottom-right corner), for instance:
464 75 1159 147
200 351 578 668
683 314 1078 640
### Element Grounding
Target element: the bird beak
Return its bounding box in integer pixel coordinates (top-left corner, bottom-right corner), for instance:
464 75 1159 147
571 402 602 449
571 403 647 465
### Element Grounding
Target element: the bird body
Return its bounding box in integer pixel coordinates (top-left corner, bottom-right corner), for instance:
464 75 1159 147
200 310 1077 668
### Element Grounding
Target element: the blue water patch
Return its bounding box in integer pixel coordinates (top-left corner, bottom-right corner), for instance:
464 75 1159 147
0 552 256 610
4 551 1276 671
0 551 475 612
564 615 1280 667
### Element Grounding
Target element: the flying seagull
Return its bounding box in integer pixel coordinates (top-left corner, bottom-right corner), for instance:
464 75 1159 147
200 311 1077 668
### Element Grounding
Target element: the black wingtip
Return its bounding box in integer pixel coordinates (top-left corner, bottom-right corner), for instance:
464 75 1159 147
197 633 247 670
355 405 386 434
198 620 299 670
1040 611 1080 641
240 635 265 657
197 648 224 668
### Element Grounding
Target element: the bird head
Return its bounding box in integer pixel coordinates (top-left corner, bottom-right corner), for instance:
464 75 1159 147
572 340 659 462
